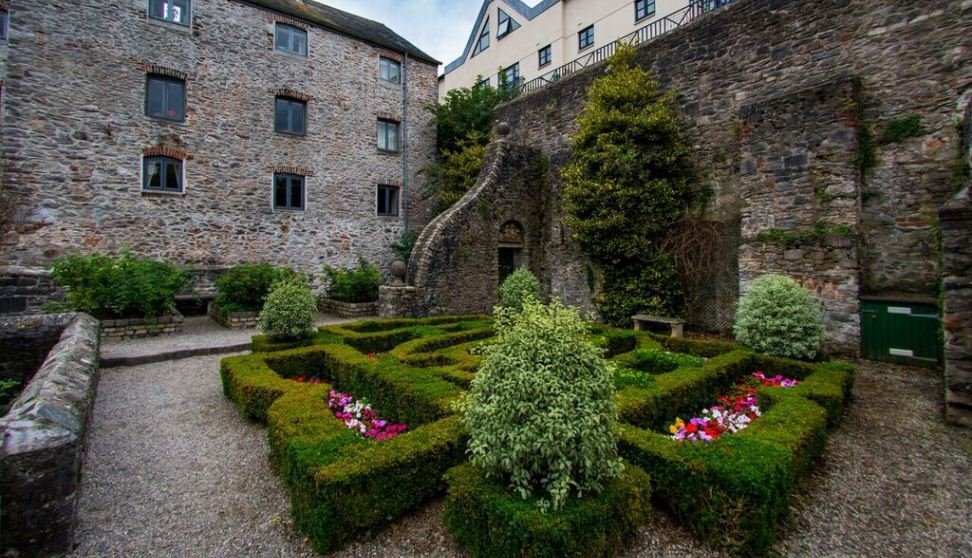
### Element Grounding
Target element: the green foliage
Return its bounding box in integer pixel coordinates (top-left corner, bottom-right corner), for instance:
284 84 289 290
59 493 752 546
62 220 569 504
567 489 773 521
854 123 877 172
496 268 540 312
734 275 824 360
422 135 488 215
322 258 381 303
562 46 696 264
0 378 21 414
214 263 299 313
443 463 652 558
755 221 855 247
389 230 419 262
616 348 704 375
259 279 317 339
49 252 189 319
595 252 683 327
879 115 924 144
460 300 623 511
429 82 512 152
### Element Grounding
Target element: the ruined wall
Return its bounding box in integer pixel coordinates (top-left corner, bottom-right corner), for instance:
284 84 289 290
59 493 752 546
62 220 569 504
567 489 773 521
0 0 437 281
396 135 546 316
494 0 971 349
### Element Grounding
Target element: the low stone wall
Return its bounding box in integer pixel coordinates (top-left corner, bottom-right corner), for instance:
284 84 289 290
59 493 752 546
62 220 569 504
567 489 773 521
0 313 100 556
0 266 64 315
378 286 424 318
318 298 379 319
208 301 260 329
100 310 184 340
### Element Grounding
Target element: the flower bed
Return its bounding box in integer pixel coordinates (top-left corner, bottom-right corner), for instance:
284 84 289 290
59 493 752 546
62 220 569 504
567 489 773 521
669 372 801 442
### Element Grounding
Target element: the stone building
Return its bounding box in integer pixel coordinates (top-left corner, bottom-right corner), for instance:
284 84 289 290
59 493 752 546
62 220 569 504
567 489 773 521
386 0 971 396
0 0 439 298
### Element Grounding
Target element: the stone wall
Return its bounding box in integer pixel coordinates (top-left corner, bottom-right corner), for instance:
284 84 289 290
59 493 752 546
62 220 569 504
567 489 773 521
737 79 862 353
941 98 972 426
399 135 547 315
0 0 438 281
0 313 100 556
100 310 185 340
318 298 380 319
0 265 63 316
208 301 260 329
491 0 971 346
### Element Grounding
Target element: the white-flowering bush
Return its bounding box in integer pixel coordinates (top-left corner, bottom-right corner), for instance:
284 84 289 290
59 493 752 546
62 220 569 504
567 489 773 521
733 274 824 360
497 268 541 312
259 278 316 339
460 299 623 511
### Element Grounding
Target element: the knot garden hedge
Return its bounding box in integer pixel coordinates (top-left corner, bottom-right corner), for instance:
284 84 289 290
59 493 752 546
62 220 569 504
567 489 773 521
220 316 853 556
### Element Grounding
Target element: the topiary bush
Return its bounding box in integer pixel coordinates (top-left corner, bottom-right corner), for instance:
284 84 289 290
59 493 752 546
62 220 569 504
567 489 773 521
259 278 317 339
322 258 382 303
733 274 824 360
49 252 189 319
497 268 540 312
459 300 623 511
214 263 299 313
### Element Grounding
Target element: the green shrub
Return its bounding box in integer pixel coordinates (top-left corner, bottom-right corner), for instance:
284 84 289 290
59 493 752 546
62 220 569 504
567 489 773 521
460 300 622 511
617 348 704 374
595 253 683 327
50 252 189 319
733 275 824 360
259 279 317 339
496 268 540 312
443 463 652 558
879 114 924 144
322 258 381 303
214 263 299 313
389 230 419 262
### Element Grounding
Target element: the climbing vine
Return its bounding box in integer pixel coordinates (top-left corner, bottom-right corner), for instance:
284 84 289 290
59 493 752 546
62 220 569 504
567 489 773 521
562 45 699 325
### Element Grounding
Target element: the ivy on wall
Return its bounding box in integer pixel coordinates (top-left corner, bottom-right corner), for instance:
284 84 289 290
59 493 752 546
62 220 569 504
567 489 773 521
562 46 698 325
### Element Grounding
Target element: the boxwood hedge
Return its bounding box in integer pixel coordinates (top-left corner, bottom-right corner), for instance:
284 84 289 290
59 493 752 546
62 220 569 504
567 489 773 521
222 315 853 557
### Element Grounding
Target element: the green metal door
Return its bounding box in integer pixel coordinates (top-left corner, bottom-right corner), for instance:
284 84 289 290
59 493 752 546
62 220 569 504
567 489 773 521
861 300 940 366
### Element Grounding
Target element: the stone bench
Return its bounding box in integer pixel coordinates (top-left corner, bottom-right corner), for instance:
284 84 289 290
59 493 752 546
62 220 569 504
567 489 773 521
631 314 685 338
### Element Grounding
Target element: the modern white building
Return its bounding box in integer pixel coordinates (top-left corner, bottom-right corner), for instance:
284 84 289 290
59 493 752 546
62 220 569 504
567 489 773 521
439 0 734 97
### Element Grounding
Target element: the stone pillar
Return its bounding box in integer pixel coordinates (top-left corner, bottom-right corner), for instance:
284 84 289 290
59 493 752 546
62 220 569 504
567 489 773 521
940 187 972 427
378 286 424 318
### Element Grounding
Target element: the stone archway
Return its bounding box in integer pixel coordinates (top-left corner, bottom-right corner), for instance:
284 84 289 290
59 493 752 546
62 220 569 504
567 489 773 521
498 220 525 284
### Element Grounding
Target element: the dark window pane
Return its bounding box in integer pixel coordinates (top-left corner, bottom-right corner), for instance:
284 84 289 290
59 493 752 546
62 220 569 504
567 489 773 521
166 80 184 120
274 176 288 207
275 99 288 132
293 102 306 134
164 160 181 191
146 78 165 117
388 188 399 215
377 188 387 215
290 180 303 209
145 159 162 189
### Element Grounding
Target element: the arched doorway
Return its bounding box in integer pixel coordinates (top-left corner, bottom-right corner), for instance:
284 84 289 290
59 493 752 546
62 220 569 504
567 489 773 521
498 220 525 284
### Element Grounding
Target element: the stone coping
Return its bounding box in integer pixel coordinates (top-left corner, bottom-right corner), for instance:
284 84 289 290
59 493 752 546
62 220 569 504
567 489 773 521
0 312 101 555
207 301 260 330
318 298 379 319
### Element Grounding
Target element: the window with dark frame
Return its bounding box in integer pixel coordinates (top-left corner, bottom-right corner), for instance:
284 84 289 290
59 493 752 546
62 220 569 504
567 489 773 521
145 74 185 121
275 23 307 56
0 9 8 40
379 57 401 83
376 185 400 217
377 119 400 153
273 173 305 210
497 9 520 38
472 18 489 55
148 0 190 26
500 62 519 92
635 0 656 22
143 156 183 193
578 25 594 51
274 96 307 135
538 44 552 68
475 77 490 89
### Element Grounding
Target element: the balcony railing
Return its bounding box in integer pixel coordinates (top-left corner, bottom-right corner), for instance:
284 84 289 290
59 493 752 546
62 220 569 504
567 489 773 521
516 0 737 97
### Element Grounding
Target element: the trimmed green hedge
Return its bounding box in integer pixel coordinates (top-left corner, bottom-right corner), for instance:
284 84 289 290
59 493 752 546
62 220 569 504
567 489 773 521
443 463 652 558
224 317 853 557
611 335 853 556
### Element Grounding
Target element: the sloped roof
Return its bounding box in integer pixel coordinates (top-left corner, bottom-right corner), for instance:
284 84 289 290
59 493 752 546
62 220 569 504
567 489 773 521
445 0 561 74
245 0 439 65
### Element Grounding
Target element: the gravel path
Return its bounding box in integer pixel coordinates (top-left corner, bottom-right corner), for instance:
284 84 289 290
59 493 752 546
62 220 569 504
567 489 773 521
71 356 971 557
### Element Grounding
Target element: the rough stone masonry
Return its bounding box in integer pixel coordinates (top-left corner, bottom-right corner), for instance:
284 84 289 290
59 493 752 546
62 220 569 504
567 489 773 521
0 0 438 286
488 0 971 354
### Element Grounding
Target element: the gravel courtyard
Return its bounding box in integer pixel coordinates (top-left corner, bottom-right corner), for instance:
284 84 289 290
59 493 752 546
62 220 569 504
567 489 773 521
69 354 972 557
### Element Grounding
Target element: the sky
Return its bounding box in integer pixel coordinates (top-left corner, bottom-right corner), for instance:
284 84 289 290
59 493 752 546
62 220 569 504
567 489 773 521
318 0 490 67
